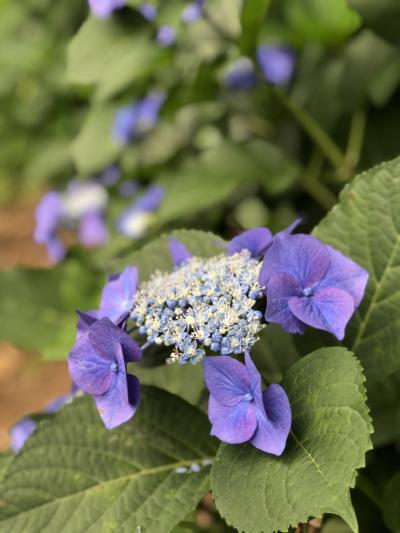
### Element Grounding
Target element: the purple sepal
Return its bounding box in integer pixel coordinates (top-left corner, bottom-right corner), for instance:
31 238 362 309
203 352 291 455
260 233 369 339
68 317 142 429
227 227 273 258
10 418 37 453
76 310 99 339
223 57 257 91
98 165 121 187
98 266 139 324
34 192 66 263
257 44 295 86
134 184 165 211
169 238 192 267
138 3 157 21
182 0 204 24
78 212 108 247
88 0 125 19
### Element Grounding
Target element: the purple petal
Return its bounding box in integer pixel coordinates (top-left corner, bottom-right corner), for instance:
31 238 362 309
203 356 251 406
318 245 369 308
208 395 257 444
169 238 192 266
99 266 138 323
223 57 257 91
68 333 114 395
34 191 63 244
89 318 142 363
10 418 37 453
118 180 139 197
266 272 305 334
182 1 204 24
88 0 125 19
289 287 355 340
94 370 140 429
138 3 157 21
257 45 295 86
250 384 291 455
98 165 121 187
113 104 139 144
76 310 98 339
135 184 165 212
135 93 166 136
78 212 108 247
228 227 273 258
244 351 263 404
260 233 330 289
46 237 66 263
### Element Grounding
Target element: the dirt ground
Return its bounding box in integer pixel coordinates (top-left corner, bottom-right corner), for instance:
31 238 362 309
0 199 71 451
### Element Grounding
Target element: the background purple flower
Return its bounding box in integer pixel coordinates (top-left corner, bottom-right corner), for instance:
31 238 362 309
118 180 139 197
224 57 257 91
78 212 108 247
10 418 37 453
259 233 369 339
117 185 165 238
88 0 125 19
156 25 176 47
98 266 139 323
203 352 291 455
97 165 121 187
68 318 142 429
33 191 66 263
182 0 205 24
257 45 295 86
138 3 157 21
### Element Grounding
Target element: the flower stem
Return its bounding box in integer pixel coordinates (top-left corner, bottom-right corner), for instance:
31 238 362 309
274 88 345 169
302 149 337 211
337 106 367 181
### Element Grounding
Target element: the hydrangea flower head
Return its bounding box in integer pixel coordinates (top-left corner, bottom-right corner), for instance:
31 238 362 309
182 0 205 24
203 352 291 455
223 57 257 91
98 266 139 324
259 233 369 339
156 25 176 47
117 185 165 238
257 44 295 86
68 317 142 429
88 0 125 19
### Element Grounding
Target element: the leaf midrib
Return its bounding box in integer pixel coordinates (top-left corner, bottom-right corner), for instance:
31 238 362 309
0 455 213 523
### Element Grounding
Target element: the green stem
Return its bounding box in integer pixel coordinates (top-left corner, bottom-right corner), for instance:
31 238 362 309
337 106 367 181
302 150 337 211
356 472 383 509
274 88 345 169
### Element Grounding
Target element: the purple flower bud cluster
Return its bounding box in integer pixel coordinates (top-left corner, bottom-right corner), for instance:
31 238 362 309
34 181 109 263
67 224 368 455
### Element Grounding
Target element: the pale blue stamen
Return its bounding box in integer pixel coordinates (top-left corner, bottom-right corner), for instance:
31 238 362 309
244 392 253 402
110 362 118 373
303 287 313 297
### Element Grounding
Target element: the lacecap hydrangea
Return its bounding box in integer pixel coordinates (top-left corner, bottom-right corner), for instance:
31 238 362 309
68 224 368 455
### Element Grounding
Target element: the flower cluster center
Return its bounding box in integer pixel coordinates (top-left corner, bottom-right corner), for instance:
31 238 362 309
131 250 264 364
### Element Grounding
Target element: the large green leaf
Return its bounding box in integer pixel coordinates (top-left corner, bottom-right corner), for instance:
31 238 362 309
211 348 372 532
383 472 400 531
67 17 165 101
239 0 270 54
0 260 101 360
0 387 218 532
313 157 400 386
0 454 12 482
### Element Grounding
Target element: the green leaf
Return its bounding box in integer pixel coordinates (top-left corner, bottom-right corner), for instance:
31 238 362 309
0 454 12 482
72 103 121 175
383 472 400 532
211 348 372 533
348 0 400 46
240 0 270 54
114 229 224 279
313 157 400 386
67 17 165 101
0 387 218 532
284 0 360 45
0 260 101 360
131 362 205 406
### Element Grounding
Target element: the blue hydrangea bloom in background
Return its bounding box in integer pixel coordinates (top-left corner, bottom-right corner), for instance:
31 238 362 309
113 91 165 145
34 181 109 262
68 318 142 429
156 25 176 47
97 165 121 187
203 352 291 455
98 266 139 324
257 44 295 86
88 0 125 19
182 0 205 24
118 180 139 197
224 57 257 91
138 2 157 21
259 233 369 339
117 184 165 238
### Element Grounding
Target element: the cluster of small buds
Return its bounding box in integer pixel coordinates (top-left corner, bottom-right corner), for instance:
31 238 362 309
131 250 265 364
